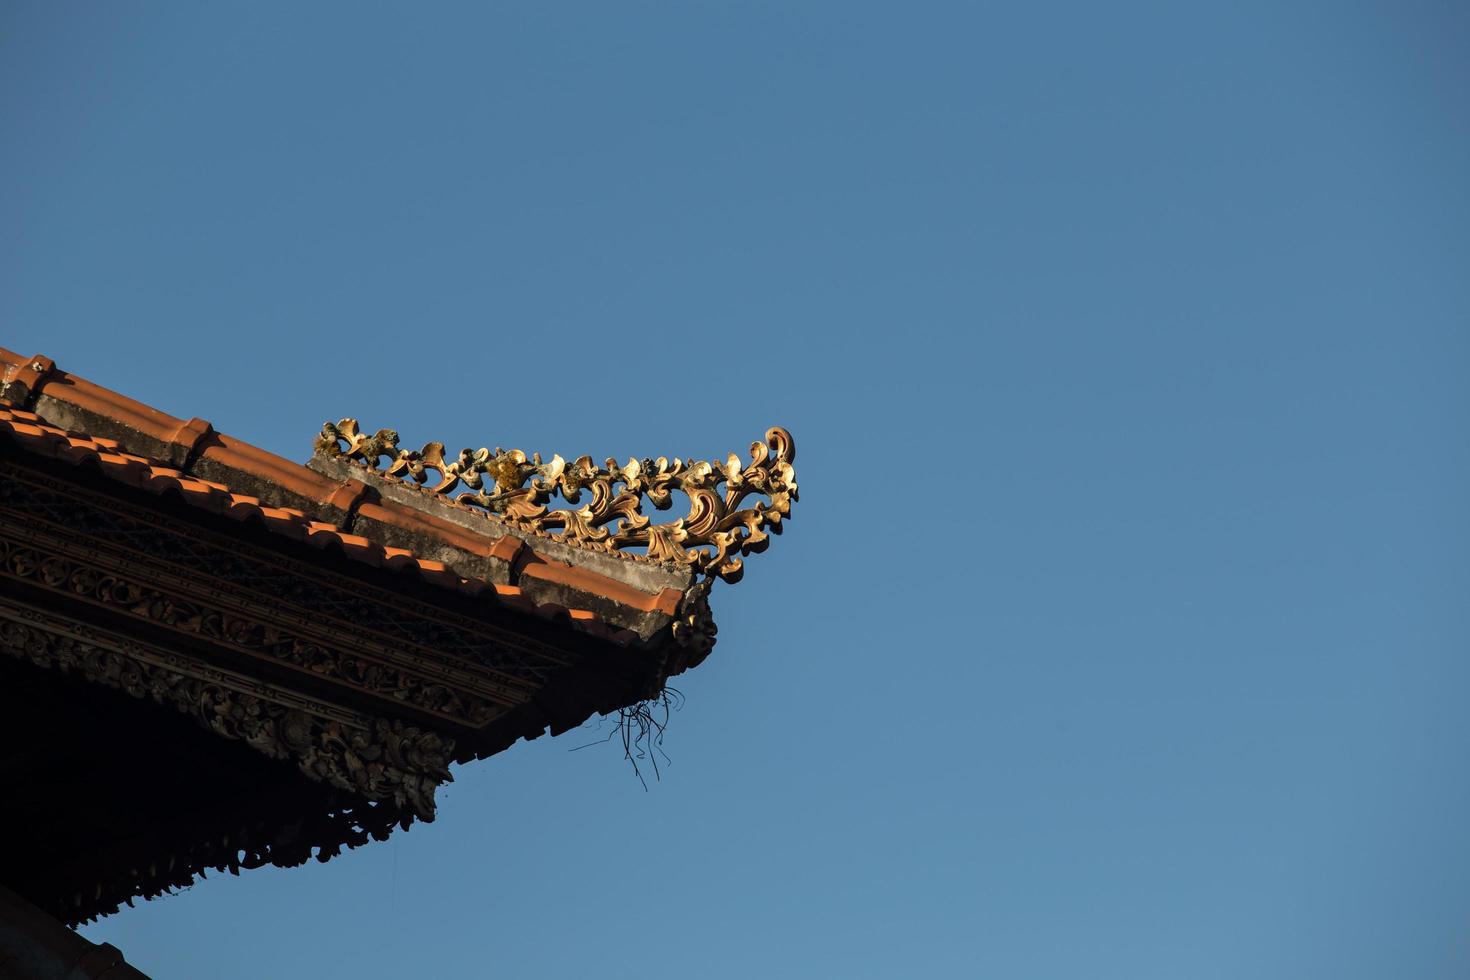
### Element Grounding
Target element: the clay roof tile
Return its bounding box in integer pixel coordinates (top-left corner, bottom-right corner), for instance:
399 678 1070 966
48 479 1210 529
0 392 664 644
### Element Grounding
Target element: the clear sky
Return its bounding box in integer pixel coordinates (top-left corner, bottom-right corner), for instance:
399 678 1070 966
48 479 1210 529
3 3 1467 978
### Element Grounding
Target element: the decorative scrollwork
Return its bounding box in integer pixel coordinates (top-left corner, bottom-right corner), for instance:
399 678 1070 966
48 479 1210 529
316 421 798 583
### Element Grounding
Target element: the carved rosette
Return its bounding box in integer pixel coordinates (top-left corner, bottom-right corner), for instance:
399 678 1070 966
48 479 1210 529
316 421 798 583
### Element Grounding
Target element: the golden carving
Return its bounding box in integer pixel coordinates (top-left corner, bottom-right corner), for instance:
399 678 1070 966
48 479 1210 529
316 421 798 583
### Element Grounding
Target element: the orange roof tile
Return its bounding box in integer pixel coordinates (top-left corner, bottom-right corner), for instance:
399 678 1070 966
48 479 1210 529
0 404 641 647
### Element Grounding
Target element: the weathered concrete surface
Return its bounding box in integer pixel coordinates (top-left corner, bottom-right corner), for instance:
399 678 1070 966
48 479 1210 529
32 391 205 471
307 453 696 597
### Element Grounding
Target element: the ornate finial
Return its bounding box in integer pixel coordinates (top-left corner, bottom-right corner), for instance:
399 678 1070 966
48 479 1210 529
315 420 798 584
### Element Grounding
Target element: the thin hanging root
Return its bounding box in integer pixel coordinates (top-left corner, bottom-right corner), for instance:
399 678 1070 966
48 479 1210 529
571 688 685 790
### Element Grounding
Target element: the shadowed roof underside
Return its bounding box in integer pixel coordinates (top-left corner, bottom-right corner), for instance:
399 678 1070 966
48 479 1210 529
0 347 796 925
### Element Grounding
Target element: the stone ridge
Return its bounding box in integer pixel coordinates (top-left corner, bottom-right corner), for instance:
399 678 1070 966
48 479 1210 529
0 347 692 643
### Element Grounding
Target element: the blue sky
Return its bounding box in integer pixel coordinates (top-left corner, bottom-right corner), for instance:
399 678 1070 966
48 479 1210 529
3 3 1467 977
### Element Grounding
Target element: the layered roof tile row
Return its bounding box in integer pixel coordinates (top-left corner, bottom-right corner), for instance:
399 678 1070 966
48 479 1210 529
0 348 691 647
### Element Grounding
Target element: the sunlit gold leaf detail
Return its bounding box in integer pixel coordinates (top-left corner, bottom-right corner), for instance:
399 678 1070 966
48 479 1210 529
314 423 798 583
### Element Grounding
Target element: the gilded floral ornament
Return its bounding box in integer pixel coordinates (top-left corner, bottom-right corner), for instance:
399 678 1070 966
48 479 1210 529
315 420 798 583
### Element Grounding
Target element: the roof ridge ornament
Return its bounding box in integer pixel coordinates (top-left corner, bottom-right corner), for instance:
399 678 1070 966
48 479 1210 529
314 421 797 584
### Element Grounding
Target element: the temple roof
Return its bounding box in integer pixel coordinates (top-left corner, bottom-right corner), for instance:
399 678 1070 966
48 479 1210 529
0 347 797 927
0 404 652 643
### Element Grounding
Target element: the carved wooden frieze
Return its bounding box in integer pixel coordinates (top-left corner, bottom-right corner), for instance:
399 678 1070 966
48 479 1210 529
1 536 509 726
0 461 581 733
0 601 450 820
